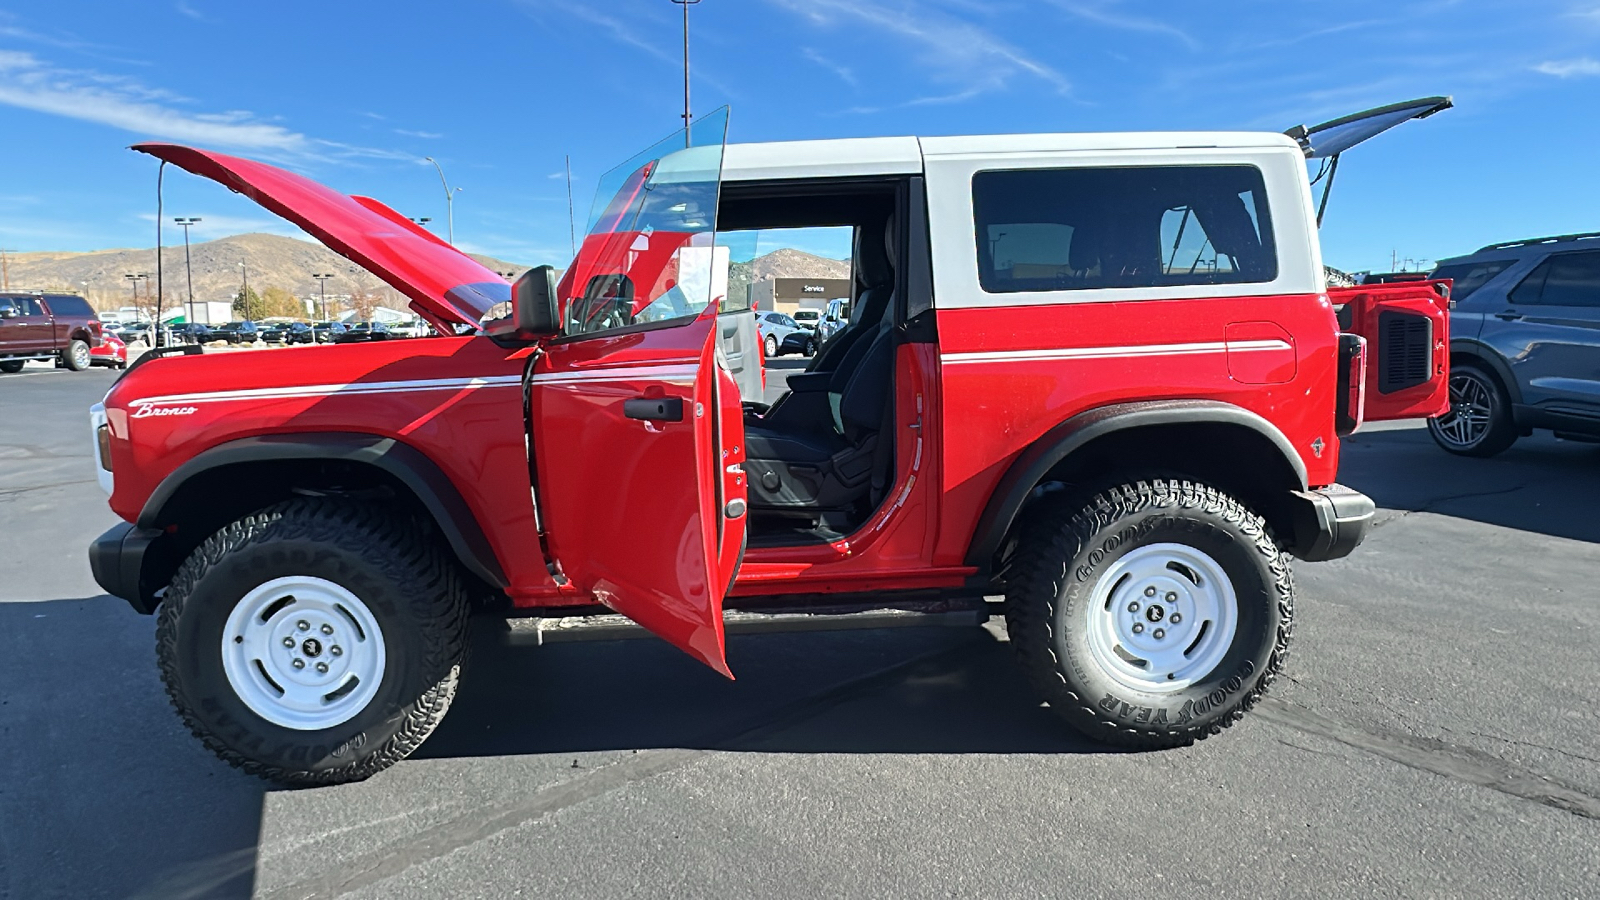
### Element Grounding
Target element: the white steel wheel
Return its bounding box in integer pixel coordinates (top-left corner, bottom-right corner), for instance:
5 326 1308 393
221 575 386 731
1084 542 1238 693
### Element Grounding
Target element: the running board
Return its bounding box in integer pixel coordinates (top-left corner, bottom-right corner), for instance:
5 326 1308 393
506 598 991 646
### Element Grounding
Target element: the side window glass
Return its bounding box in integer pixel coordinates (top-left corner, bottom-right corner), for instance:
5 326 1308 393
17 297 41 316
1510 260 1551 306
719 225 853 320
973 165 1277 294
1429 259 1513 302
1537 251 1600 307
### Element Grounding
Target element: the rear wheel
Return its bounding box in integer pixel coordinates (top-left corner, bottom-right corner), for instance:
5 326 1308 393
1428 364 1516 457
62 340 90 371
157 499 469 785
805 337 817 356
1005 479 1292 749
0 360 23 374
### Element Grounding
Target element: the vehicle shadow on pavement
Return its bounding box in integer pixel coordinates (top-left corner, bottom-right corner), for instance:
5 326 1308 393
1337 426 1600 544
418 623 1117 761
0 596 265 900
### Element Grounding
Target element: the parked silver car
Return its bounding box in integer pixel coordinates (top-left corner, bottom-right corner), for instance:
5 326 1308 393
756 310 811 357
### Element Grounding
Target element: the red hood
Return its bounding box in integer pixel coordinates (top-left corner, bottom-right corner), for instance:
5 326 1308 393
133 143 507 329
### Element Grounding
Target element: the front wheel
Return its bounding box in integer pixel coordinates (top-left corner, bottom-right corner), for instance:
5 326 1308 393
157 499 469 785
1005 479 1292 749
1428 365 1516 457
804 337 817 356
62 339 90 371
764 334 778 358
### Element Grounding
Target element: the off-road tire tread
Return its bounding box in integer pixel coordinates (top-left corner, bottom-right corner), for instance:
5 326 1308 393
1005 478 1294 750
156 498 469 786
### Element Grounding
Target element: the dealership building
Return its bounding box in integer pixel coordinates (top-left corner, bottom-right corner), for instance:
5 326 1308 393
749 277 852 316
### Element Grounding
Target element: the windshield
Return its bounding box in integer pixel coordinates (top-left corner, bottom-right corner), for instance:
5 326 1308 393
1429 260 1514 301
559 108 730 338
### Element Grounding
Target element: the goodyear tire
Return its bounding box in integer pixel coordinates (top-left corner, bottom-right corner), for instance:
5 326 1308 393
157 499 469 786
62 339 90 371
1004 479 1292 749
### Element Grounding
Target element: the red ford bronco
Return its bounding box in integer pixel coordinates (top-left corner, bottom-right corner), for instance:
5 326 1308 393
89 101 1453 784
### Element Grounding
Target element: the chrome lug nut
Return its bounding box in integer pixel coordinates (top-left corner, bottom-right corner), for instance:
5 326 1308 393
1165 592 1177 603
282 637 295 648
330 645 343 657
316 662 329 674
1132 623 1144 634
320 623 334 635
292 658 306 669
1128 601 1140 612
1169 613 1182 624
1143 586 1156 597
1153 628 1166 640
297 620 310 631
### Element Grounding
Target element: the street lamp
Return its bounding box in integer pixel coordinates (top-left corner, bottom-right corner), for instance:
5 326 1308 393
312 273 333 321
423 157 461 245
670 0 701 136
124 273 149 338
174 217 202 324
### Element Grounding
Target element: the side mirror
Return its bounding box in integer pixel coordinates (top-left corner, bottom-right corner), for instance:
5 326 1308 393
488 265 561 341
0 307 15 319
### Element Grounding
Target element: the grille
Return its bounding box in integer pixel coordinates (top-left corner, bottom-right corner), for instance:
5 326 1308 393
1377 311 1431 394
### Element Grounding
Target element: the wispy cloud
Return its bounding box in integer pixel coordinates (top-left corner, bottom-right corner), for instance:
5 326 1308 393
0 50 409 162
801 47 857 87
515 0 739 100
394 128 443 139
1534 57 1600 77
769 0 1070 99
175 2 210 22
1044 0 1198 50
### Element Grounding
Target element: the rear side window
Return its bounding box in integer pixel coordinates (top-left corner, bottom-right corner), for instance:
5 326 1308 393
972 165 1277 294
1428 260 1514 301
43 295 93 317
1510 251 1600 307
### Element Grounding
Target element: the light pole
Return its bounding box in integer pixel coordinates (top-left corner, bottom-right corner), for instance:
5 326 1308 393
124 273 149 336
670 0 701 138
312 273 333 321
423 157 461 245
174 217 201 324
237 261 250 318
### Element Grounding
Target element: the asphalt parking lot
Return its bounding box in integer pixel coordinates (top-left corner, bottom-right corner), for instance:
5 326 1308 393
2 358 1598 899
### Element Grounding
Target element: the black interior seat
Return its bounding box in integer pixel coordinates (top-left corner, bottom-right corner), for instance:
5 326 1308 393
806 219 895 374
742 219 897 515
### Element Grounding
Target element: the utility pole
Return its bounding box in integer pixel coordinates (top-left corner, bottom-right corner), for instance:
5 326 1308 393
313 273 333 321
174 217 201 323
670 0 701 140
424 157 461 245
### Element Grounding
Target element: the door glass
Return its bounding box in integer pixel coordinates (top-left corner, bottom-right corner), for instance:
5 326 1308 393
1536 251 1600 307
563 109 730 338
1510 261 1551 306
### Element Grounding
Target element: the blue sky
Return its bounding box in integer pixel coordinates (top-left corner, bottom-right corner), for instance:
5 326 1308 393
0 1 1597 272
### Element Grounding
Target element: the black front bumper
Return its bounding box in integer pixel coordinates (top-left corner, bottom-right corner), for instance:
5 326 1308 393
1285 483 1375 562
89 522 169 614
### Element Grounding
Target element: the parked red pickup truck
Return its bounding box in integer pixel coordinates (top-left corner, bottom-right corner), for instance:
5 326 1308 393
0 292 102 372
89 101 1453 785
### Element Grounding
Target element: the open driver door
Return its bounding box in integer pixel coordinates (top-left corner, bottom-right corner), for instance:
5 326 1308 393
519 111 748 676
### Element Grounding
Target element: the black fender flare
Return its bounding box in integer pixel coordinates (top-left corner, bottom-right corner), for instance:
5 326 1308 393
1448 338 1521 404
963 400 1309 568
140 432 508 589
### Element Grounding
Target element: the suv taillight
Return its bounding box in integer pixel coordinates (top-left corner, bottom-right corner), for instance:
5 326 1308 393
1336 333 1367 436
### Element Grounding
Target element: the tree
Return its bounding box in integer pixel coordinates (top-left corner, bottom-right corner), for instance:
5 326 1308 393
258 286 305 319
348 285 380 320
232 285 262 320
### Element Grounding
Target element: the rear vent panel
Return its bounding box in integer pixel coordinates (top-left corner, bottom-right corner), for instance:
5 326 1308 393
1377 310 1431 394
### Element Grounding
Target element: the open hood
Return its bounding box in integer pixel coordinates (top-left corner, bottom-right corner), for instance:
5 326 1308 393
132 143 507 329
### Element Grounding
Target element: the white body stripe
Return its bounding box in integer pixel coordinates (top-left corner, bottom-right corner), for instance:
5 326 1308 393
133 363 699 407
940 339 1291 365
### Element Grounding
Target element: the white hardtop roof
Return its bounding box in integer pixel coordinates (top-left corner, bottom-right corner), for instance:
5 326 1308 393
720 132 1303 182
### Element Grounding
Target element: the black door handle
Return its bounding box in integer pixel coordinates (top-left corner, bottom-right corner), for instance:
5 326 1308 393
624 397 684 422
1494 310 1523 321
